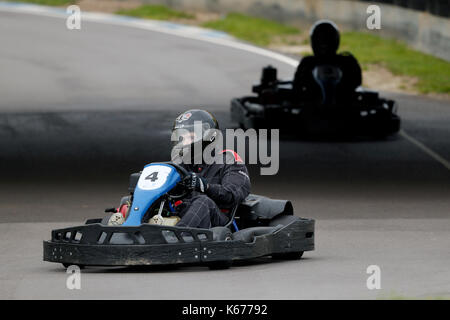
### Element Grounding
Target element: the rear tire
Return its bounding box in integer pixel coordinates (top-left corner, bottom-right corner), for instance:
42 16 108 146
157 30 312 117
207 260 232 270
271 251 303 260
62 263 85 269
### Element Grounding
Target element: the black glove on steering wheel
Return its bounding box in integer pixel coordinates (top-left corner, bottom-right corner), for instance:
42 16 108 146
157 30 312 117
183 172 209 193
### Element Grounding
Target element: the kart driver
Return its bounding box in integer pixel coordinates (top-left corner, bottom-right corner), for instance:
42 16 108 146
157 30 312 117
292 20 362 104
170 109 251 228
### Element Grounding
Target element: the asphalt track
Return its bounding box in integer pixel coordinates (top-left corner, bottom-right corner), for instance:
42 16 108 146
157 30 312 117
0 9 449 299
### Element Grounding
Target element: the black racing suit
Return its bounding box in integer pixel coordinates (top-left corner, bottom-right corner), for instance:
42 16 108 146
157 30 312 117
292 52 362 104
176 151 251 228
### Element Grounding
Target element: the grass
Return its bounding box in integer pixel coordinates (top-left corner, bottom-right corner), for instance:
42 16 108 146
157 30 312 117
202 12 299 46
7 0 76 5
116 4 194 21
338 32 450 94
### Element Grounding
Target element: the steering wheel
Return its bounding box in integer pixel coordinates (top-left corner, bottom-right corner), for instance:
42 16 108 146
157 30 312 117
161 162 192 200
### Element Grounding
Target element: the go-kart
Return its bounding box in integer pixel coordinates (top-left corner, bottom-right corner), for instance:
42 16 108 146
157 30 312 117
43 162 314 269
231 65 401 137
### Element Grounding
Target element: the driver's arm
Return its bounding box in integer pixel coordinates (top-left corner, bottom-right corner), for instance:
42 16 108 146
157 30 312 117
206 163 251 208
349 56 362 88
292 56 316 96
341 52 362 89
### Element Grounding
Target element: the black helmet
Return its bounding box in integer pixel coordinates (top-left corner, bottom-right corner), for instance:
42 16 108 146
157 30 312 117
171 109 219 163
310 20 340 57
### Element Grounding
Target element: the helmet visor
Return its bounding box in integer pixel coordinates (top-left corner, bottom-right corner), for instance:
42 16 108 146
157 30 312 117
171 122 211 148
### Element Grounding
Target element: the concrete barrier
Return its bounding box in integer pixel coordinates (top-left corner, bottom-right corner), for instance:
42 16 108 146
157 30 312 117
139 0 450 61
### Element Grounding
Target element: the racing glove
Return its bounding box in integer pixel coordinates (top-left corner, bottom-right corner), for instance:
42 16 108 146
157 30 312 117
183 172 209 193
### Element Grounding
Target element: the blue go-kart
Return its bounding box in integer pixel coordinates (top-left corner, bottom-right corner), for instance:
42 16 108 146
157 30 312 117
43 162 315 269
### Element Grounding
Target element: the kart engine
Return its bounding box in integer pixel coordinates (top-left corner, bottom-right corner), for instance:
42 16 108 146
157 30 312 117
108 212 125 225
149 215 180 226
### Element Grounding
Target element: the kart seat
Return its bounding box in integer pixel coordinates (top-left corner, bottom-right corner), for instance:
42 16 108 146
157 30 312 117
237 194 293 221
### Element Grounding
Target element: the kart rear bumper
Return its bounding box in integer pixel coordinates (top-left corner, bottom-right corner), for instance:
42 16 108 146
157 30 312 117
43 218 314 267
231 96 401 136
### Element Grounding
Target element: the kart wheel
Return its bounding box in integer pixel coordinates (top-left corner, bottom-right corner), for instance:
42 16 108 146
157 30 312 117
271 251 303 260
62 263 85 270
207 260 232 270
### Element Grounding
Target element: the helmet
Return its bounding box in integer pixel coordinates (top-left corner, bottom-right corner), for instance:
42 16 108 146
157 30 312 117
310 20 340 57
171 109 219 164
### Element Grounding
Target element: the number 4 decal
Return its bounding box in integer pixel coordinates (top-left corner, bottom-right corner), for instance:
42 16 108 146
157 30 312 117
145 172 159 182
138 165 172 190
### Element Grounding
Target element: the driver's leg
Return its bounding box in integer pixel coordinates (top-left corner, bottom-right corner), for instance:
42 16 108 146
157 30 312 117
177 194 228 228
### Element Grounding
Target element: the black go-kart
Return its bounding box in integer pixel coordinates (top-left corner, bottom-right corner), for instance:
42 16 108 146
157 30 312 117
43 162 315 270
231 65 401 137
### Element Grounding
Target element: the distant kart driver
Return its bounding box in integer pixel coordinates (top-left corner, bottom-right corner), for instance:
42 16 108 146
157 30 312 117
171 109 251 228
293 20 362 104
